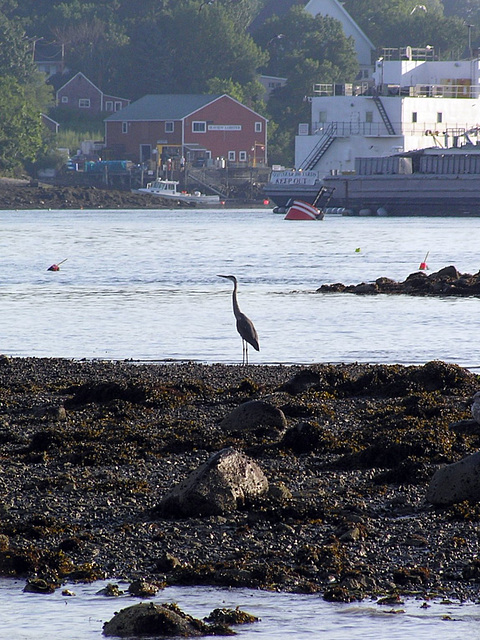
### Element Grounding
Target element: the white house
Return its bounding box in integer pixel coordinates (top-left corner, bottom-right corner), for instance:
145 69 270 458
304 0 376 81
295 46 480 175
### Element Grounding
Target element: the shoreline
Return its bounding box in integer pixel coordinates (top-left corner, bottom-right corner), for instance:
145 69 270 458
1 357 480 603
0 180 268 210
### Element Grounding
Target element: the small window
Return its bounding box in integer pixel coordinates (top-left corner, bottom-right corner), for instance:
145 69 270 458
192 121 206 133
122 122 128 134
78 98 90 108
165 121 174 133
239 151 247 162
105 100 113 111
365 111 373 123
255 122 262 133
318 111 327 123
437 112 443 123
61 96 68 104
412 112 418 123
114 101 122 111
228 151 236 161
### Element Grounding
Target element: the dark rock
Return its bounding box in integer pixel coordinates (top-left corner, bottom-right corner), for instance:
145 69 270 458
220 400 287 435
102 601 234 637
128 579 160 597
427 451 480 505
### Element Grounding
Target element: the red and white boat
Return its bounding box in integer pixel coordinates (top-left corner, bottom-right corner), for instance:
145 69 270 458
284 199 324 220
284 185 334 220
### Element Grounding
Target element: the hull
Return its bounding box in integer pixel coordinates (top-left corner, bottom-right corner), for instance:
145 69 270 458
265 173 480 216
284 200 324 220
137 188 221 206
322 173 480 216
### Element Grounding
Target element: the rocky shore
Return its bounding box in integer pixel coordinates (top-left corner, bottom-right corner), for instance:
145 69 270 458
0 178 266 210
1 357 480 604
0 179 182 210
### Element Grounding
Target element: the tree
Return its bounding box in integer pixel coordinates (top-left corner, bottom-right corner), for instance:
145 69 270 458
117 1 266 98
343 0 469 58
254 7 358 166
0 76 46 174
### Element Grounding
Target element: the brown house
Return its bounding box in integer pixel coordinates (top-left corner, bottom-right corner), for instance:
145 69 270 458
56 72 130 115
104 94 268 166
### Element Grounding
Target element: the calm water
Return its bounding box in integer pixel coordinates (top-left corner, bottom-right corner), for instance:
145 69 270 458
2 579 480 640
0 208 479 368
1 208 480 639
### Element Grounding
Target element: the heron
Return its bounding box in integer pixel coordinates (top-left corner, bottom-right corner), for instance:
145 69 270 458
218 274 259 364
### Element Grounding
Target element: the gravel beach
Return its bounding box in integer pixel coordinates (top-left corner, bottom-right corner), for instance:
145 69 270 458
1 357 480 603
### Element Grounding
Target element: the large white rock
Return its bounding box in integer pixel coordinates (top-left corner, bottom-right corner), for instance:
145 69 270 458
159 448 269 517
471 391 480 425
427 451 480 505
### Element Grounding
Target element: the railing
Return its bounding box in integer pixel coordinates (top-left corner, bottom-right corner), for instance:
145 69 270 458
312 82 480 99
306 122 480 140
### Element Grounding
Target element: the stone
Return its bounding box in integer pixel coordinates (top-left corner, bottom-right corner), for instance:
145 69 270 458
158 448 269 517
219 400 287 435
471 391 480 425
103 602 219 637
426 451 480 505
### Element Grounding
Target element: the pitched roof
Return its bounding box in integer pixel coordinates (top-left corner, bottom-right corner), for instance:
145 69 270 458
104 94 223 122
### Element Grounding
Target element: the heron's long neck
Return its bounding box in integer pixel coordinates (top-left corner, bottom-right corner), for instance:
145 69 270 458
231 282 241 318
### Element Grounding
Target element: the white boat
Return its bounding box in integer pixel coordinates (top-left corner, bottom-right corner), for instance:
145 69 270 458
137 179 221 206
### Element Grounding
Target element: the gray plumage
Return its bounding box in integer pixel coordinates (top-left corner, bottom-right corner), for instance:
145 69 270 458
218 274 259 364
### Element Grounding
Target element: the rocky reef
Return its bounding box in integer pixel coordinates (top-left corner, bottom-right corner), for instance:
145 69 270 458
1 357 480 603
318 266 480 297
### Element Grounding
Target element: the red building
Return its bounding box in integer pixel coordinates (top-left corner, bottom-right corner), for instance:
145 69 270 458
57 72 130 115
104 94 268 167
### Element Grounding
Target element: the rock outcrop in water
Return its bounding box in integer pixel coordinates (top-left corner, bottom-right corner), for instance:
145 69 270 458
318 266 480 297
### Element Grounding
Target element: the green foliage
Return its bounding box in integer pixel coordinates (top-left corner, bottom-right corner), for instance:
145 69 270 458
343 0 470 58
115 1 267 98
0 76 45 175
254 7 358 166
206 77 267 114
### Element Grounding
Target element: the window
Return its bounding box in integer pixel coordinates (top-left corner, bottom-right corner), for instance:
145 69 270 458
78 98 90 108
228 151 236 161
165 121 174 133
105 101 113 111
61 96 68 104
122 122 128 134
365 111 373 123
239 151 247 162
412 112 418 123
437 112 443 123
115 101 122 111
318 111 327 123
255 122 262 133
192 121 206 133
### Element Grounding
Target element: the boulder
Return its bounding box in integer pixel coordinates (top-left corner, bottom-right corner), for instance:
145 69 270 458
103 602 232 637
158 448 269 517
471 391 480 425
220 400 287 435
427 451 480 505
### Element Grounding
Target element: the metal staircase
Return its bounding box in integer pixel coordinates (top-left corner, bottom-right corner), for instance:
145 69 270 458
299 123 337 171
186 170 229 200
373 96 396 135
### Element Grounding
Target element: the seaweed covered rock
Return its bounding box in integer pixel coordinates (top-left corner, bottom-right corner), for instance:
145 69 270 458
158 448 269 517
220 400 287 436
102 601 234 637
318 266 480 297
